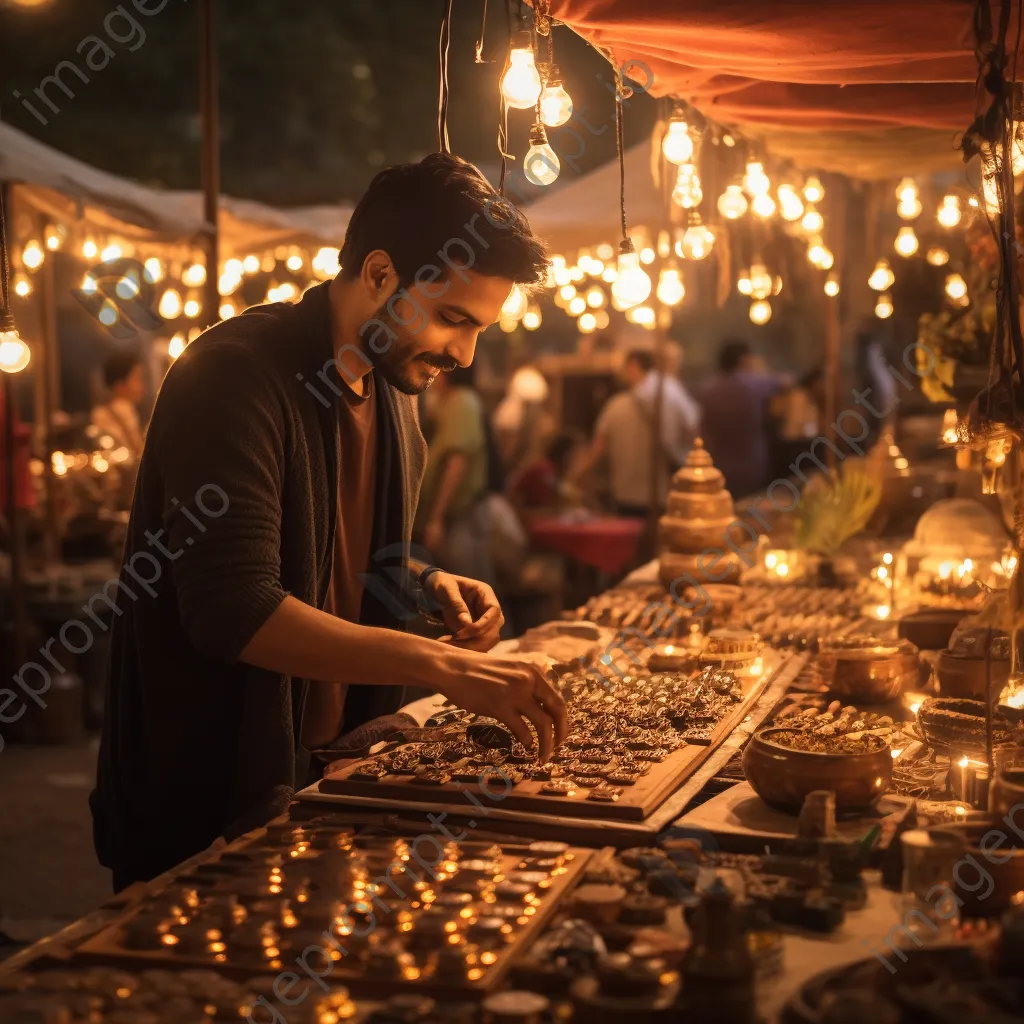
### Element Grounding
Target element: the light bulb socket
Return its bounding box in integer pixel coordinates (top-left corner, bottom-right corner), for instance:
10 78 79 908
543 64 563 87
685 211 703 227
0 309 16 334
510 29 534 52
528 122 550 146
618 238 636 257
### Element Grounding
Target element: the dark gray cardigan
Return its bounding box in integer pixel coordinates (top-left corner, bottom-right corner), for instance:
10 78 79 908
91 282 426 883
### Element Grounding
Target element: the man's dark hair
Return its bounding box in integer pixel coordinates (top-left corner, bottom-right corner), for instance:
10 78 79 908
339 153 548 288
626 349 655 374
718 339 751 373
103 351 141 389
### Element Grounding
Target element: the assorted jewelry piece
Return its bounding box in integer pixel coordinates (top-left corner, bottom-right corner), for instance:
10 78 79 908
569 584 693 639
336 667 745 802
725 584 868 650
80 819 584 996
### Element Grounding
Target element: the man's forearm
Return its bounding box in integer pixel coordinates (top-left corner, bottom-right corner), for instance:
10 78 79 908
240 595 461 689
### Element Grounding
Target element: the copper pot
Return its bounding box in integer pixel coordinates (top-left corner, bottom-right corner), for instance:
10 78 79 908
741 727 892 814
818 636 920 703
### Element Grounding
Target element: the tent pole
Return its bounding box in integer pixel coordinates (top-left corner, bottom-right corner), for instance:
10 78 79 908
199 0 220 322
38 252 59 562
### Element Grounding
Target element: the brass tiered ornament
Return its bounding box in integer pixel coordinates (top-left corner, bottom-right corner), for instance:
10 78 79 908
658 439 746 590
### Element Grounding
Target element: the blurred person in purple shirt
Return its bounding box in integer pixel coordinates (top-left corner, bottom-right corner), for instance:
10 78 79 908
699 339 780 500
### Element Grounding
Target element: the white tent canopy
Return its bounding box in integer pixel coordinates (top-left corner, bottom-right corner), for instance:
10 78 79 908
0 120 351 259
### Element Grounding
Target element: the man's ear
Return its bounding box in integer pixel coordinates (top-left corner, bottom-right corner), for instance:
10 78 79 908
361 250 399 302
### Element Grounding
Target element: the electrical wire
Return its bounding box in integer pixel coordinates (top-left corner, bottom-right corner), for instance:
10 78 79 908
437 0 454 152
474 0 489 62
615 64 628 243
0 186 10 317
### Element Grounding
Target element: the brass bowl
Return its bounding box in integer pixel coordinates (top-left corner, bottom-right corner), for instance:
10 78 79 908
818 637 920 703
936 649 1011 702
741 727 893 814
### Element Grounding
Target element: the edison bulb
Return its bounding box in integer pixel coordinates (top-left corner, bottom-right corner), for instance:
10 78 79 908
45 225 65 251
144 257 164 284
167 333 186 359
751 193 776 218
801 206 824 234
182 263 207 288
898 195 922 220
717 184 748 220
671 163 703 208
568 296 586 316
523 307 541 330
0 329 31 374
868 259 895 291
243 255 261 274
824 272 840 297
937 195 962 228
158 288 183 319
540 81 573 127
749 299 772 325
817 246 834 270
945 273 967 301
13 274 32 298
183 299 201 319
610 248 652 308
743 160 770 197
875 292 894 319
661 119 693 164
777 185 804 221
626 305 656 327
656 267 685 306
22 240 44 270
894 225 919 257
101 243 123 263
737 270 752 296
679 222 715 260
803 175 824 203
927 246 950 266
578 312 597 333
82 238 98 260
585 285 606 308
748 263 771 301
558 284 576 302
219 301 237 320
896 177 918 204
502 284 528 320
500 42 541 109
524 134 560 186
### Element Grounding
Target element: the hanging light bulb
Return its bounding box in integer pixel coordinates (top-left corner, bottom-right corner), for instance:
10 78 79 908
158 288 183 319
82 238 98 260
523 306 541 330
500 32 541 109
945 272 968 301
523 123 560 186
749 299 772 325
737 269 752 296
594 310 610 329
742 160 770 197
167 333 186 360
875 292 894 319
661 117 694 165
13 273 32 298
81 273 98 295
894 225 919 257
610 242 652 308
751 193 776 218
926 246 950 266
143 257 165 284
808 243 834 270
44 225 65 251
286 252 304 272
937 194 962 228
777 184 805 221
639 247 656 265
869 259 895 291
824 272 840 297
101 243 123 263
578 312 597 334
717 184 748 220
678 217 716 260
0 319 31 374
243 254 261 274
22 240 44 271
558 284 576 302
596 242 614 261
803 175 825 203
671 163 703 208
539 71 573 127
219 301 237 320
801 205 824 234
749 263 773 300
182 262 207 288
183 298 201 319
601 264 617 283
656 267 685 306
657 230 671 259
898 195 922 220
895 177 918 204
568 295 586 316
626 305 656 327
585 285 606 308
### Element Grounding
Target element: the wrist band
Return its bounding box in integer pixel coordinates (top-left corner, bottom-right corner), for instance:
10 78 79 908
417 564 443 588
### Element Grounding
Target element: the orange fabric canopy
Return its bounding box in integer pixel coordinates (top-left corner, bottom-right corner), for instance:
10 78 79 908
546 0 1015 177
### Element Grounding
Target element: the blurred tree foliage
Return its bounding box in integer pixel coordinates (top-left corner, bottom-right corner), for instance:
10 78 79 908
0 0 654 205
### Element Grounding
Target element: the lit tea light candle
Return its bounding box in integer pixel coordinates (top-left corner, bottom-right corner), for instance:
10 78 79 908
875 604 891 620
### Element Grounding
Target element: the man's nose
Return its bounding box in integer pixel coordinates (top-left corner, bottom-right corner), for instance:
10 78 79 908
447 335 478 369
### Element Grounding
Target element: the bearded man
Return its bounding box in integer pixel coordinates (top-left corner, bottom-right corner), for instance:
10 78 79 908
91 154 565 888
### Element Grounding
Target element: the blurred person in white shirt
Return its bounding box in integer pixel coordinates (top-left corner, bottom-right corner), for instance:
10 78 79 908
92 351 146 458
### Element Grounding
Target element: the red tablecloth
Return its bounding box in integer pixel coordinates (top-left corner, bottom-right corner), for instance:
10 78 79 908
528 515 645 576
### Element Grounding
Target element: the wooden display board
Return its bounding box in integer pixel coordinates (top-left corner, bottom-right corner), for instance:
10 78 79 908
316 660 781 825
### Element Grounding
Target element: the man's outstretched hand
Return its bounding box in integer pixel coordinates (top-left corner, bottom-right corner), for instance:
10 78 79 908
425 571 504 652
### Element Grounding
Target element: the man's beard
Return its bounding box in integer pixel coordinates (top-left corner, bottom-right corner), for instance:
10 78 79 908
365 306 458 395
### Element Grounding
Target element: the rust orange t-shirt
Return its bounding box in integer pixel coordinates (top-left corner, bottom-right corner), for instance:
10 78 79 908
300 373 377 749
